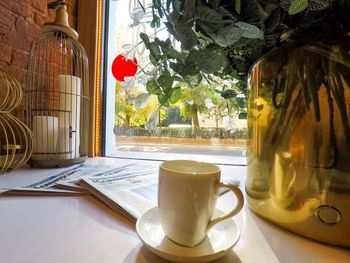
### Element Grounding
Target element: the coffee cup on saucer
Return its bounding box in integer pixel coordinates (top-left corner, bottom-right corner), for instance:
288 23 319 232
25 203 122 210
158 160 244 247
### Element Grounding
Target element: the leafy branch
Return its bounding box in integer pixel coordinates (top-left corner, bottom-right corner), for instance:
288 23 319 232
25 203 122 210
133 0 345 107
128 0 349 130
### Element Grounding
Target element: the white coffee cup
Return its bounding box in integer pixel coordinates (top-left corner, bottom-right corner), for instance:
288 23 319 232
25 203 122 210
158 160 244 247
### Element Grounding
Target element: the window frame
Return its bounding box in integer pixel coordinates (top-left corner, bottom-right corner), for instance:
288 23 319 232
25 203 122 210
97 0 247 165
77 0 106 157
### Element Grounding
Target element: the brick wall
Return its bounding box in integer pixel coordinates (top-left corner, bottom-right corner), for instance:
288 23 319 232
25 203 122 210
0 0 78 118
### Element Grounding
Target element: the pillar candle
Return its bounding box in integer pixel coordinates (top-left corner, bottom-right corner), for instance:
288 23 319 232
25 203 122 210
58 75 81 159
32 116 58 159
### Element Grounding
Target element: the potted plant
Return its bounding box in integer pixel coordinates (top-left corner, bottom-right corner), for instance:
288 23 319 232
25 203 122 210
128 0 350 247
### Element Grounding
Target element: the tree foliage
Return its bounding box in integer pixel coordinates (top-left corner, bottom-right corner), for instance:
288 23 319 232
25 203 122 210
115 81 166 128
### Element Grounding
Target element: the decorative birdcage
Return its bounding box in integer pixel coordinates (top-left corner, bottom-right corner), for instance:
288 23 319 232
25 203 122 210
26 0 89 168
0 69 34 174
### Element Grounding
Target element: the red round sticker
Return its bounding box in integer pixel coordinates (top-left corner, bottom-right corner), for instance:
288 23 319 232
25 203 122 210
112 54 138 81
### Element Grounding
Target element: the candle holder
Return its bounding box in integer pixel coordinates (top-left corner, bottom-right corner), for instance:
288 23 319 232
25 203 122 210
0 69 34 174
26 0 89 168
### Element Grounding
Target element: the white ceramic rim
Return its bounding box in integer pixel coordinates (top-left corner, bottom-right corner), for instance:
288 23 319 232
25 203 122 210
159 160 221 175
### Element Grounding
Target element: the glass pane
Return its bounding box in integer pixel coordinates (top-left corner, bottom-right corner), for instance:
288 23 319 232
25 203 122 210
104 0 247 164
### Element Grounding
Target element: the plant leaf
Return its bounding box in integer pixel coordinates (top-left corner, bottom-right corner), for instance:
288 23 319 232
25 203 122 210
159 40 187 60
196 6 223 31
235 0 241 14
238 112 247 119
164 22 177 37
280 0 291 10
139 32 150 48
154 0 163 18
186 49 226 74
217 89 237 99
209 25 243 47
245 0 268 21
184 74 202 87
151 15 161 28
236 97 246 108
158 71 174 92
146 79 162 95
148 42 162 64
235 22 264 39
289 0 309 15
169 86 181 104
309 0 329 11
174 23 197 50
172 0 181 11
149 53 158 66
158 94 170 106
180 64 199 77
154 38 171 48
169 62 183 73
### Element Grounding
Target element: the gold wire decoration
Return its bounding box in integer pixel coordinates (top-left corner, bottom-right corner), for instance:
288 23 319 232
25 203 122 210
26 0 89 168
0 70 34 174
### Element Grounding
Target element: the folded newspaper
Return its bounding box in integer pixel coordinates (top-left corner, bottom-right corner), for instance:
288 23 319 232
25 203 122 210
2 161 239 222
80 168 158 221
2 164 87 195
2 162 153 195
80 166 240 221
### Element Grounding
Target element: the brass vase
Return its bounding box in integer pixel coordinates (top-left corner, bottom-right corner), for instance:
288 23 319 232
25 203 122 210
246 30 350 247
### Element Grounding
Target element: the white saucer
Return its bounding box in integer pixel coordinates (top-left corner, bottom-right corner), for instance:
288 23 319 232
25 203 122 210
136 207 240 263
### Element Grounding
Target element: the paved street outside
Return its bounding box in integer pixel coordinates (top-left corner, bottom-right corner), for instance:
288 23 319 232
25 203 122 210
116 142 247 157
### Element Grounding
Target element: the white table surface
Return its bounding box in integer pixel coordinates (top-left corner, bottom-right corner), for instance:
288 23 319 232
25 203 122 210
0 157 349 263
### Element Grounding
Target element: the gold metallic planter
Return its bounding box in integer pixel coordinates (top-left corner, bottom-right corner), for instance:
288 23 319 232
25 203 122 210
246 31 350 247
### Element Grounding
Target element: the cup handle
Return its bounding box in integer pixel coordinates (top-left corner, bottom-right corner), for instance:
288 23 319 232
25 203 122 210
207 182 244 230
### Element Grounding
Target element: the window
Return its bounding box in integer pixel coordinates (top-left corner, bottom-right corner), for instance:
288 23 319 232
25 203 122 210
103 0 247 164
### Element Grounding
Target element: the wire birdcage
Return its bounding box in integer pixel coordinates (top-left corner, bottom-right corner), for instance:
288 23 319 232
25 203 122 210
0 69 34 174
26 0 89 168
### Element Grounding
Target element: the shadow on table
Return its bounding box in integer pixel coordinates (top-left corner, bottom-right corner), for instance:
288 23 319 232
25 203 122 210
78 195 136 234
122 244 242 263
